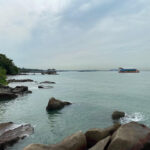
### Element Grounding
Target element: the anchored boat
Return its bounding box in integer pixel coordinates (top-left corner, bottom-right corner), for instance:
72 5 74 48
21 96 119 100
119 68 140 73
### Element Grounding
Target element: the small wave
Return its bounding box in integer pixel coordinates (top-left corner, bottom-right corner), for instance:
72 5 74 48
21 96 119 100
120 112 145 124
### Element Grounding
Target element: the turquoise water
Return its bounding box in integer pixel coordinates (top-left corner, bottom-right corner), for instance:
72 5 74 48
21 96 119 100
0 71 150 150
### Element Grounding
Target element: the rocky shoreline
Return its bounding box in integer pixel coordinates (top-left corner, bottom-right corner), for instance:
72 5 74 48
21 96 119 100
0 78 57 100
7 79 34 83
0 85 32 100
23 121 150 150
1 77 149 150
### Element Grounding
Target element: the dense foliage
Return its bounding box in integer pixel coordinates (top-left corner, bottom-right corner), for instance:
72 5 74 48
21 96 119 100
0 67 7 85
0 54 19 75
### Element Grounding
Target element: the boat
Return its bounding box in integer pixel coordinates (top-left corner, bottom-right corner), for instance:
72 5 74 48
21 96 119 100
119 68 140 73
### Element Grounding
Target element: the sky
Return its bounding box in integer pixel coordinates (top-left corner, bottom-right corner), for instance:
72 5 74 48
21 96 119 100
0 0 150 70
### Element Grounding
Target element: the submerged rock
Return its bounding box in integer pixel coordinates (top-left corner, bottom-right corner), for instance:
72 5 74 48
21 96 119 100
85 123 120 148
7 79 33 83
0 85 32 100
46 97 72 111
38 86 53 89
0 122 34 150
24 131 87 150
112 111 125 120
38 86 44 89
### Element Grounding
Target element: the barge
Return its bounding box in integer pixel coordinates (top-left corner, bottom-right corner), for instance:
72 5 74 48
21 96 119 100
119 68 140 73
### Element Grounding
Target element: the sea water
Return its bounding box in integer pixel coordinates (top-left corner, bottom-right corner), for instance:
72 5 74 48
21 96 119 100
0 71 150 150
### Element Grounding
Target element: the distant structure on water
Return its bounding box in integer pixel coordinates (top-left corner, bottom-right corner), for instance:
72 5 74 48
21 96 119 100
119 68 140 73
41 69 57 75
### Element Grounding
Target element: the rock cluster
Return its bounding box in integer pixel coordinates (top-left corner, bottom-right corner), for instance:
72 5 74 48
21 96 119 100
40 81 55 84
46 97 72 111
7 79 33 83
23 122 150 150
0 122 34 150
0 85 32 100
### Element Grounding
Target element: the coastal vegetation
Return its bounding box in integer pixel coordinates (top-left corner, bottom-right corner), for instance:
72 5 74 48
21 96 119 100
0 67 7 85
0 53 19 85
0 54 19 75
20 68 57 74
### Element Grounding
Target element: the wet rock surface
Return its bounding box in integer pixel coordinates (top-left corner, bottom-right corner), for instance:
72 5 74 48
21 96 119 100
0 85 32 100
46 97 72 111
0 122 34 150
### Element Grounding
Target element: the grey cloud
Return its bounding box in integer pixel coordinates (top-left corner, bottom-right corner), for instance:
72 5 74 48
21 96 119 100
0 0 150 69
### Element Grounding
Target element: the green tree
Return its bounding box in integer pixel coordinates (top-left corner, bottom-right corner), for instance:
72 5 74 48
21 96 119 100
0 67 7 85
0 54 19 75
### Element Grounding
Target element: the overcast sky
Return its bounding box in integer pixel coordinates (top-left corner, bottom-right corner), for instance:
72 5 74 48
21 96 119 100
0 0 150 69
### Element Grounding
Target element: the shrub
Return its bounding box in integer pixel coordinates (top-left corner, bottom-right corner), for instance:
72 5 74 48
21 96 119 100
0 54 19 75
0 67 7 85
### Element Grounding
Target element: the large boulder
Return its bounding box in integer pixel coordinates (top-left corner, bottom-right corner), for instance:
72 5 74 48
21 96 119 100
112 111 125 120
107 122 150 150
46 97 72 111
89 136 111 150
85 123 120 148
24 131 87 150
0 122 34 150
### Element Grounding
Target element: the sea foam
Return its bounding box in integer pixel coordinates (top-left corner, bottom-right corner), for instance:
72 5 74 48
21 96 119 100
120 112 145 124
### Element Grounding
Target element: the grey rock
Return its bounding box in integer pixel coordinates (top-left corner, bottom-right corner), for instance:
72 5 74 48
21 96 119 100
0 85 32 100
0 122 34 150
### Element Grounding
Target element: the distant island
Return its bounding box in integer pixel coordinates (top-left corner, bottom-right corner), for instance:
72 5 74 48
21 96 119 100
20 68 57 75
